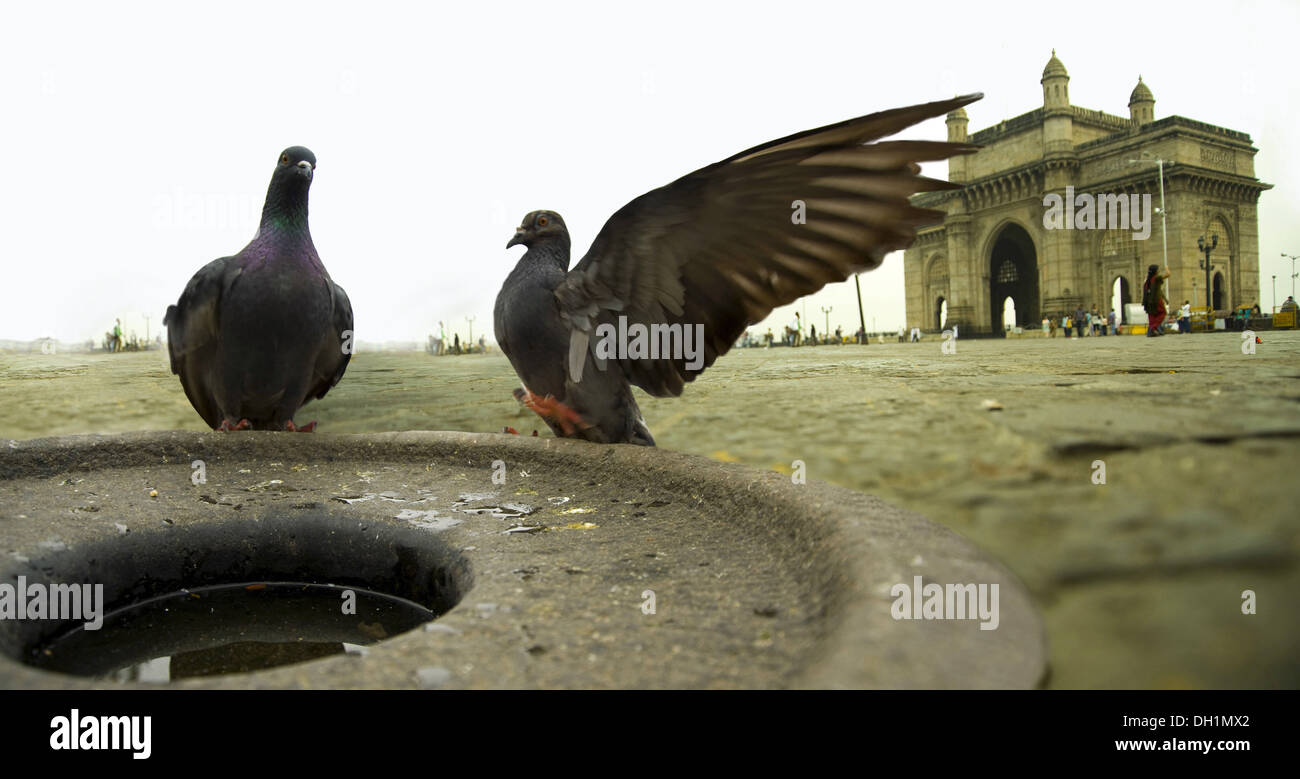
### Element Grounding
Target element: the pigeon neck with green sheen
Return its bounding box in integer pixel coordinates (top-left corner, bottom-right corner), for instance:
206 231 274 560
257 178 313 244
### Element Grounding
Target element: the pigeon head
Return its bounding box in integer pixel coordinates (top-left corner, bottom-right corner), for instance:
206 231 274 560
507 210 568 249
273 146 317 184
259 146 317 234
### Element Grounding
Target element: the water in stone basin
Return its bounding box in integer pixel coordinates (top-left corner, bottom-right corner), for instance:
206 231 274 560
27 582 439 683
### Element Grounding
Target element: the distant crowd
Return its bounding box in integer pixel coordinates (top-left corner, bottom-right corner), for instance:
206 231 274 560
427 321 488 356
739 311 873 347
1046 305 1121 338
431 290 1300 357
102 318 161 353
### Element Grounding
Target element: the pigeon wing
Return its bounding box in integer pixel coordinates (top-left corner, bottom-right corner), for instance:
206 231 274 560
164 255 243 426
553 94 981 397
164 256 241 369
309 279 354 400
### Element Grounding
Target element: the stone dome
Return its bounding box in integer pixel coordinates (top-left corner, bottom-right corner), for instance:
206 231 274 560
1042 49 1068 81
1129 76 1154 104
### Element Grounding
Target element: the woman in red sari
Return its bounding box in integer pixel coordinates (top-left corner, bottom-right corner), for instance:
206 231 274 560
1143 264 1171 337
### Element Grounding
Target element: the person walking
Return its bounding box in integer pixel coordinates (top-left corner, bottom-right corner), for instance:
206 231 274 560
1107 309 1116 336
1143 264 1171 337
1178 300 1191 334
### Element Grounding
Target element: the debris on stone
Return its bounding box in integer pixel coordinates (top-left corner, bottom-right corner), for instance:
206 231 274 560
414 666 452 689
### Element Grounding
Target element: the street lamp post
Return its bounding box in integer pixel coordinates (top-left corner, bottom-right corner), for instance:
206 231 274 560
1283 253 1299 300
853 274 867 344
465 315 475 345
820 306 832 342
1127 153 1171 299
1273 275 1278 313
1198 234 1218 314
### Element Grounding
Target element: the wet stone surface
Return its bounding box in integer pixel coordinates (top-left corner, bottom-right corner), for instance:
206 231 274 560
0 445 811 687
0 432 1045 689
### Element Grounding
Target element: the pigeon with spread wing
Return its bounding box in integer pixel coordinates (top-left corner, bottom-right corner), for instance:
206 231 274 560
495 94 981 445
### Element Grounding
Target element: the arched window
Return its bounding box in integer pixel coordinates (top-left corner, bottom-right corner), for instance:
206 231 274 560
997 259 1018 283
1101 229 1138 261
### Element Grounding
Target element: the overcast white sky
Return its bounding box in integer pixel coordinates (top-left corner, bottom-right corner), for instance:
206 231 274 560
2 0 1296 345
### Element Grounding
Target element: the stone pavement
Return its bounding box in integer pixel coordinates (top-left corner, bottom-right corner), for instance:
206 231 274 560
1 329 1297 687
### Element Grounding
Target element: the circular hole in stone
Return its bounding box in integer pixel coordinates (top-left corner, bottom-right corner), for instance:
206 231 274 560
1 509 471 683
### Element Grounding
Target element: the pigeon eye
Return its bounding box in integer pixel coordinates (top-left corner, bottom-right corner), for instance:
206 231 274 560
280 154 289 165
537 216 549 227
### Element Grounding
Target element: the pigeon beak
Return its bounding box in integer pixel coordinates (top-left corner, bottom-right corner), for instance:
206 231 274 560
296 160 314 178
506 228 527 249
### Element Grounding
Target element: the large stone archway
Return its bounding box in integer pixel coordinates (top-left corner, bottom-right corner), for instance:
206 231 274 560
901 61 1270 335
987 223 1040 335
923 253 949 332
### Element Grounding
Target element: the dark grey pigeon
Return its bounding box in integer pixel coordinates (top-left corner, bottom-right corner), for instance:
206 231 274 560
496 94 981 445
164 146 353 431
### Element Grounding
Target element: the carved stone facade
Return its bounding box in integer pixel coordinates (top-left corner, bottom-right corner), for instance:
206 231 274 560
905 52 1272 334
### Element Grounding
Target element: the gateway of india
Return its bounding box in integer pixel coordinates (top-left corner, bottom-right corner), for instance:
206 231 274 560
904 51 1271 334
